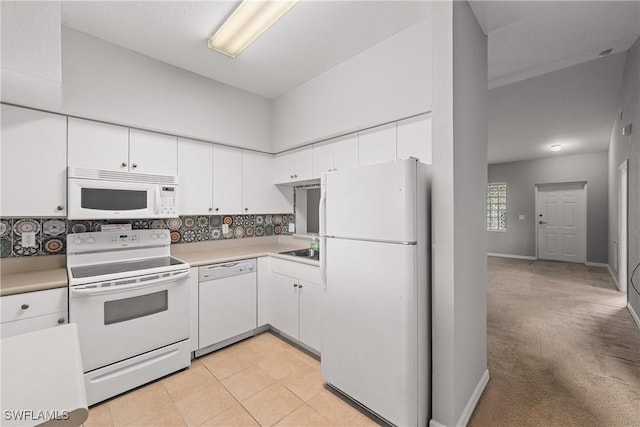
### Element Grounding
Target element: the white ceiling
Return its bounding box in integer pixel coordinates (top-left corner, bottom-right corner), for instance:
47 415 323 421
469 1 640 89
488 52 627 164
57 1 640 164
61 1 432 99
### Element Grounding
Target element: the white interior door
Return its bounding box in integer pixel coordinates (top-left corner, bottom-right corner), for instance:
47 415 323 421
619 161 628 293
537 183 586 263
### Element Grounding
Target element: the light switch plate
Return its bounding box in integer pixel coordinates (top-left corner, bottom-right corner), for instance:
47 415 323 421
22 232 37 248
288 223 295 233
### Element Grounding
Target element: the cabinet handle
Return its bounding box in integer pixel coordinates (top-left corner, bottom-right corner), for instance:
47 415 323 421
298 284 303 289
208 208 213 212
294 174 298 178
290 175 294 179
293 283 298 288
215 208 219 212
132 163 138 168
121 162 127 167
57 318 65 324
21 304 29 310
245 208 248 212
56 205 64 211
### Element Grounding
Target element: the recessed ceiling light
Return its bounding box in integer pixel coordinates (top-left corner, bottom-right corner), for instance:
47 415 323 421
550 144 563 152
598 48 613 57
208 0 298 58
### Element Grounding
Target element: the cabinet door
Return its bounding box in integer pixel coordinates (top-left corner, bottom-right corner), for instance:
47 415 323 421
358 123 397 167
293 147 313 181
178 138 213 215
397 115 432 164
332 134 359 172
129 129 178 175
312 142 334 179
298 279 323 353
268 271 299 340
273 151 295 184
1 105 67 216
242 151 273 213
68 117 129 171
212 145 243 214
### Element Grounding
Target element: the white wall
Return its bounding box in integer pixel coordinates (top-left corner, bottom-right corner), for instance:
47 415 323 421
271 18 432 152
2 14 272 152
1 1 63 108
608 36 640 322
431 2 488 426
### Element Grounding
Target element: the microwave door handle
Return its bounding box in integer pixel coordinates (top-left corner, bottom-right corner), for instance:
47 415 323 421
70 271 190 297
154 186 161 215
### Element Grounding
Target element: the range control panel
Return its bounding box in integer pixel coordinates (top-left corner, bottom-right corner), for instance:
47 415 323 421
68 229 170 253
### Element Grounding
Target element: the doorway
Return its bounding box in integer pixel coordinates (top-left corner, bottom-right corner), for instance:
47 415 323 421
536 182 587 263
618 160 628 294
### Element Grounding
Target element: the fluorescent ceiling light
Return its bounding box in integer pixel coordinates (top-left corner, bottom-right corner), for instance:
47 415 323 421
550 144 563 152
208 0 298 58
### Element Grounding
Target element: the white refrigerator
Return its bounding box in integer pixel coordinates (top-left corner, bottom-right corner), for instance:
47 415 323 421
319 158 431 427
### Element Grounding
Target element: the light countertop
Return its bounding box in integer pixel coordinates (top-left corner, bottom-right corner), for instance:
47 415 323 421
1 237 318 296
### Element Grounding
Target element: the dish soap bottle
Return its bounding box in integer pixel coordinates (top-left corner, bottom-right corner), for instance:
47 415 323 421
310 234 319 253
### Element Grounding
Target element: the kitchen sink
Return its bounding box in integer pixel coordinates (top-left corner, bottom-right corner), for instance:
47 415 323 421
279 248 319 261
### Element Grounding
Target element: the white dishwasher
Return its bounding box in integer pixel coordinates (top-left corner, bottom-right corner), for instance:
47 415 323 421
196 259 257 357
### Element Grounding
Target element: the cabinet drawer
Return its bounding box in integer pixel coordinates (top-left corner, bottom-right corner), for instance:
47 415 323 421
270 258 299 278
270 258 320 284
0 311 68 339
1 288 68 323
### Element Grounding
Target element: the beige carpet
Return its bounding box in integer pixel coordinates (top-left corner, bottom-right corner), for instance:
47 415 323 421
469 257 640 426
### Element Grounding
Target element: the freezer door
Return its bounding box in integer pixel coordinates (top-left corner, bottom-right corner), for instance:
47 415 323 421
321 238 424 426
324 159 417 242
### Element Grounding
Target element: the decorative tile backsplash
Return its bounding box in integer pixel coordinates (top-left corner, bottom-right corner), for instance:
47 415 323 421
0 214 294 258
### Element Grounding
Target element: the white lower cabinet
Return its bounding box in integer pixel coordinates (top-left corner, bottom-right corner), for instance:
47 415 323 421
268 257 322 353
0 288 68 338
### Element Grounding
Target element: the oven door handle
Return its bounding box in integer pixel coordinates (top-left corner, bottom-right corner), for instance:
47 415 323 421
70 271 190 297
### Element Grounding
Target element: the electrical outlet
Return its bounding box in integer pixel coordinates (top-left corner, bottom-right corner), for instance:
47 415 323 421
222 224 229 234
288 223 295 233
22 232 36 248
518 215 526 220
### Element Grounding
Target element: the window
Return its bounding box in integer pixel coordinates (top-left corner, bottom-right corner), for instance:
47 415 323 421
487 183 507 231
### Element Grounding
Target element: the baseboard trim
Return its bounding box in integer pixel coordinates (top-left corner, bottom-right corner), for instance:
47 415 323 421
607 264 620 290
487 253 536 260
430 369 490 427
585 262 609 268
628 303 640 331
457 369 490 426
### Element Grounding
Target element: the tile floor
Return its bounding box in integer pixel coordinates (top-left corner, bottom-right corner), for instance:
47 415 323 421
85 332 382 426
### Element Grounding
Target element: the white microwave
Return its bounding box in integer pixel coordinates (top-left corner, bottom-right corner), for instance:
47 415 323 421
68 168 179 220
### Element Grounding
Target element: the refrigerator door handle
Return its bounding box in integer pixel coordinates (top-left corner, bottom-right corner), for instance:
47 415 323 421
319 180 327 289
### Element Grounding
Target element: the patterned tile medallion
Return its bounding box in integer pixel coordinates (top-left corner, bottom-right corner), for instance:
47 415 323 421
43 219 66 236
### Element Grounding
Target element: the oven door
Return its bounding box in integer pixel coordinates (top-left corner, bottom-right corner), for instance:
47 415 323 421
69 270 190 372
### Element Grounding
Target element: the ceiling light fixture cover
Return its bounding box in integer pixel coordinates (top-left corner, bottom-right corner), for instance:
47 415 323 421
550 144 563 152
208 0 298 58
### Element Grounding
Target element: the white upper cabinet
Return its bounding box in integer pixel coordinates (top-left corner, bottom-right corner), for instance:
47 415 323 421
213 145 243 214
1 105 67 217
68 118 129 172
68 118 178 175
273 146 313 184
397 115 432 164
358 123 397 167
128 129 178 175
242 151 273 214
177 138 213 215
311 134 358 179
